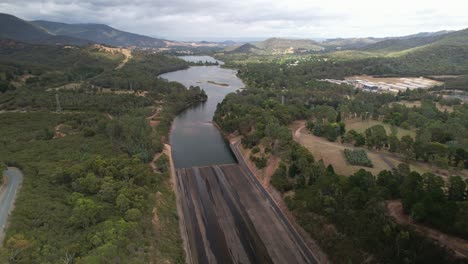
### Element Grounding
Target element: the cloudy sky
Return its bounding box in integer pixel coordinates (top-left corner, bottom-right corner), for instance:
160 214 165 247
1 0 468 41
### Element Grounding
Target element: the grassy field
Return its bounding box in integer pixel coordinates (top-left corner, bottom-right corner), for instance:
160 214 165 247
291 121 429 176
295 128 399 176
344 118 416 139
292 121 467 178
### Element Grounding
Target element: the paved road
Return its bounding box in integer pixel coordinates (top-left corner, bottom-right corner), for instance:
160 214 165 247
0 167 23 243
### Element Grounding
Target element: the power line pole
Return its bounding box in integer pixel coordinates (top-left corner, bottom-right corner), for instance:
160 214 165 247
55 93 62 113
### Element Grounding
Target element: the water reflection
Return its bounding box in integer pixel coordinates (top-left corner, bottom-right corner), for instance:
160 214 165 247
160 58 244 168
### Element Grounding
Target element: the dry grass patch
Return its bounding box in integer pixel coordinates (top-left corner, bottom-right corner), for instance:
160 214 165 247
391 100 454 113
344 118 415 139
295 128 398 176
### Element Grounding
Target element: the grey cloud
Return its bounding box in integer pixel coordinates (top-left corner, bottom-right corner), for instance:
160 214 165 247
0 0 467 40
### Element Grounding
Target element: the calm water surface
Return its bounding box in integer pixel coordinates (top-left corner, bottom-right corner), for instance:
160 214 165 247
160 56 244 168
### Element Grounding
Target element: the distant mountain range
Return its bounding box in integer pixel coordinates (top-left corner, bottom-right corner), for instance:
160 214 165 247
0 13 91 45
0 13 226 48
1 12 466 58
225 28 467 56
361 31 456 53
31 20 167 48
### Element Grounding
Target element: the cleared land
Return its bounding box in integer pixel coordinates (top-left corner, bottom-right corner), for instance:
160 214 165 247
293 121 468 178
344 118 416 139
346 75 441 85
90 44 132 70
292 121 415 175
175 164 317 264
345 75 442 92
295 127 399 175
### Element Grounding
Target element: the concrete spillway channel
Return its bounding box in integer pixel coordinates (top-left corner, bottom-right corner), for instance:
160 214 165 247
175 164 319 264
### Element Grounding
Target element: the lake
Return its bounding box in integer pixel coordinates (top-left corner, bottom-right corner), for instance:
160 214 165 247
160 56 244 168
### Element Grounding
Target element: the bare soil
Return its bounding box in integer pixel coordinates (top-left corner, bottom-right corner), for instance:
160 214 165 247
346 75 442 86
53 124 66 139
146 107 161 128
10 74 35 88
91 44 132 70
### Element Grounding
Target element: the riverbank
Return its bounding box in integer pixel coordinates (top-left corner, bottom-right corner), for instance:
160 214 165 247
161 62 242 168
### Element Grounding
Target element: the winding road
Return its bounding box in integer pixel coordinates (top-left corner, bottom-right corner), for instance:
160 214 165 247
0 167 23 243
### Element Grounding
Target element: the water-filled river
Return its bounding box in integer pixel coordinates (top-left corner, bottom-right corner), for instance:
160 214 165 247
160 56 244 168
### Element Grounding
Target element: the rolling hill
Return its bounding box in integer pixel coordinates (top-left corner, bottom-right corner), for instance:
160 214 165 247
362 34 448 53
321 37 383 50
361 30 464 53
0 13 90 45
254 38 324 53
225 30 459 55
31 20 167 48
227 43 262 54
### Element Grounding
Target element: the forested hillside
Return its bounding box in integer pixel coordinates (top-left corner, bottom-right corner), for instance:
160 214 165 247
0 40 204 263
32 20 167 48
0 13 91 46
362 34 446 53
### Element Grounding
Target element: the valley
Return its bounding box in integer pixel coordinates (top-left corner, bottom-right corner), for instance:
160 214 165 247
0 7 468 264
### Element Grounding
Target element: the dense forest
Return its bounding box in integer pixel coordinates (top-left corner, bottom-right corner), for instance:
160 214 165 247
0 41 205 262
214 55 468 263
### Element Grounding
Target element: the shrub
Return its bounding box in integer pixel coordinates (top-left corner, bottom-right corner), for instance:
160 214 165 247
250 154 267 169
252 146 260 154
155 154 169 173
271 163 293 192
344 149 373 167
83 127 96 137
256 156 267 169
125 208 143 222
35 128 54 140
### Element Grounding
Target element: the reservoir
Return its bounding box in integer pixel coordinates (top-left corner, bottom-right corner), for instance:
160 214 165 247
160 56 244 168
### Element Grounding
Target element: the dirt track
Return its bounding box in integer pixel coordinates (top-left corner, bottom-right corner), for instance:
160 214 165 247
387 200 468 258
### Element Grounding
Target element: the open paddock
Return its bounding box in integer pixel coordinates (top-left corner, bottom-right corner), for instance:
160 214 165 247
344 118 416 139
